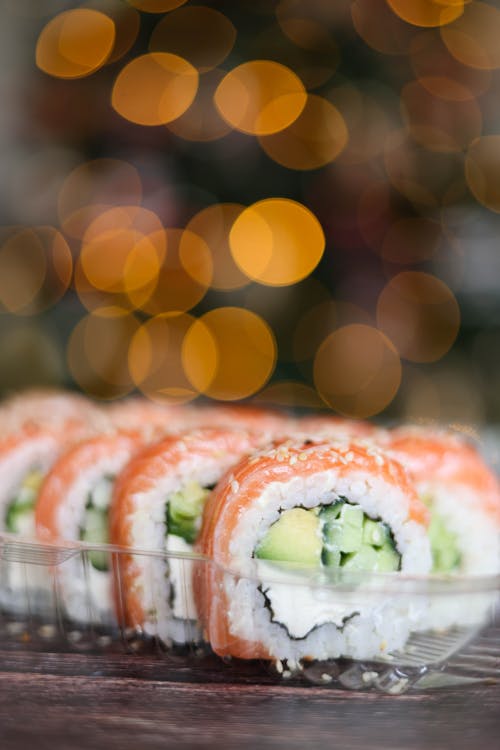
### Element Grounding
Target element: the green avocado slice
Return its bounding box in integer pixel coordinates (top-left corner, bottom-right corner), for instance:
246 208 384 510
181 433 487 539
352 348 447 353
255 508 322 566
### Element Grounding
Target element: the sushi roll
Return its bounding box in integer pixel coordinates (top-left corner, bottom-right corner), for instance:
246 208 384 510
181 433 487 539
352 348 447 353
0 389 110 537
0 425 70 539
385 426 500 576
35 430 149 624
384 426 500 627
0 388 104 435
110 427 268 644
0 392 105 612
194 439 432 664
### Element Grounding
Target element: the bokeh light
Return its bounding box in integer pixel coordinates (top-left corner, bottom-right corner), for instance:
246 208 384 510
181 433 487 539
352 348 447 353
313 324 402 418
36 9 115 79
410 30 491 101
182 307 276 400
67 307 139 399
112 53 199 126
351 0 415 56
127 0 187 12
441 1 500 71
376 271 460 363
259 95 348 170
229 198 325 286
185 203 248 290
274 6 340 88
386 0 464 28
294 299 373 366
465 136 500 213
79 206 166 299
87 0 140 65
214 60 307 135
166 68 233 142
128 313 198 403
401 80 482 153
278 14 338 55
243 278 332 363
149 6 236 72
5 0 498 423
58 158 143 239
254 381 325 409
129 228 212 314
0 226 72 315
255 21 339 91
384 129 466 207
331 84 394 166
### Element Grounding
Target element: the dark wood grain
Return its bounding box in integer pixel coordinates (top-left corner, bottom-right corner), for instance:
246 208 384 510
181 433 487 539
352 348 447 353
0 648 499 750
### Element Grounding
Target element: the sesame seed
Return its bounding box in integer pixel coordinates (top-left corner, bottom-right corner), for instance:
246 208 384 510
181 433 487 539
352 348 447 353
298 452 308 461
231 480 239 493
321 673 333 683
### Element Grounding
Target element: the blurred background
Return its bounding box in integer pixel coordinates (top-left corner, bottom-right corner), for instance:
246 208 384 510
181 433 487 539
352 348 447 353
1 0 500 425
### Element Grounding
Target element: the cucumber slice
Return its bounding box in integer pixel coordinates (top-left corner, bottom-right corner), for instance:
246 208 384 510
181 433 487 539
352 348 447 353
428 513 462 573
80 507 109 572
363 518 390 547
321 547 341 567
5 503 35 535
167 481 211 544
4 468 44 535
323 504 363 553
375 543 400 572
342 545 379 571
319 500 344 523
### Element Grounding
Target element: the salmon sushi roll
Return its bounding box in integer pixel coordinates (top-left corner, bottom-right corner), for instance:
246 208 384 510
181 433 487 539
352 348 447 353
0 425 71 539
110 427 268 644
0 406 107 540
383 426 500 627
384 426 500 576
0 389 109 537
35 430 150 624
195 439 432 664
0 388 105 435
0 395 104 610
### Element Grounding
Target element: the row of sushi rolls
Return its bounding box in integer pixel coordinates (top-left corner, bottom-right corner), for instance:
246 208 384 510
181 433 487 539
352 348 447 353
0 389 499 665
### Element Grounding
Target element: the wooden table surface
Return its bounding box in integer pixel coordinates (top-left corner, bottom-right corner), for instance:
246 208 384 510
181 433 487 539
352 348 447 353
1 643 499 750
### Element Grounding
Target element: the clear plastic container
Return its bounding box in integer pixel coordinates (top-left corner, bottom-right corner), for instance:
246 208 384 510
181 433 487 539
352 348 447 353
0 531 498 694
